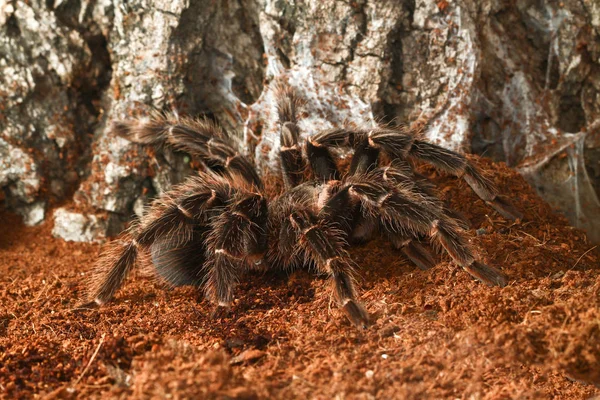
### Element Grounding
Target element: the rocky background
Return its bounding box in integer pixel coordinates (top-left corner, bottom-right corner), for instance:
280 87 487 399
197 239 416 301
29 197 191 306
1 0 599 243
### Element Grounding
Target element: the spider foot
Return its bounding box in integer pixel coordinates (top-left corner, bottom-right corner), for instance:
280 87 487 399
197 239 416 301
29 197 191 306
342 299 370 329
463 261 508 287
210 303 232 319
72 300 100 312
487 195 523 221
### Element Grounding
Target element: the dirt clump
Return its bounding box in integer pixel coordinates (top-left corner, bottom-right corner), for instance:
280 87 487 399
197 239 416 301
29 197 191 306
0 159 599 399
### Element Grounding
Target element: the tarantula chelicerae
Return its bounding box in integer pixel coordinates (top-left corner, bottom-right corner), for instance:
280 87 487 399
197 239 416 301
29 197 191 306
89 84 521 328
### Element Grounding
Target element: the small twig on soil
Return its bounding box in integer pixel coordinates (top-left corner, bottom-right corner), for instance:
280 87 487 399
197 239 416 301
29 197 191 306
31 281 50 304
70 305 99 313
518 230 547 247
42 323 57 336
571 246 597 270
72 333 106 388
292 374 316 388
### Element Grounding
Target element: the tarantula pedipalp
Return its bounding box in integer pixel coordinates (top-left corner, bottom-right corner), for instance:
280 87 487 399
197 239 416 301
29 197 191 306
89 84 521 328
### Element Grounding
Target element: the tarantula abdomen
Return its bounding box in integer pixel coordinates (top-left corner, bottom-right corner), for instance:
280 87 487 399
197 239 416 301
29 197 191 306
150 227 209 287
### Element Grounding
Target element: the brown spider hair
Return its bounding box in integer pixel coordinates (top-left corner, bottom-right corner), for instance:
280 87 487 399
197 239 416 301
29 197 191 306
88 82 521 328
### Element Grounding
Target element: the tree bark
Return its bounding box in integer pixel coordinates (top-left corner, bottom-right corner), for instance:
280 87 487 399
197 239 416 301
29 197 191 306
1 0 599 242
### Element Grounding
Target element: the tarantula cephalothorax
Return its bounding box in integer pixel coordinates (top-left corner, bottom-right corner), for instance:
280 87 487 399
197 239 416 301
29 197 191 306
89 84 521 328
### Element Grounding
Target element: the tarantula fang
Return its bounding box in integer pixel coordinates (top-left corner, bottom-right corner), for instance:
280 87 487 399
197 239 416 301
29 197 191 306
88 84 521 328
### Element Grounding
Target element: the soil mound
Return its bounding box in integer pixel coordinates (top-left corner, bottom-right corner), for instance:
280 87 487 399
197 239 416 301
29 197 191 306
1 159 598 399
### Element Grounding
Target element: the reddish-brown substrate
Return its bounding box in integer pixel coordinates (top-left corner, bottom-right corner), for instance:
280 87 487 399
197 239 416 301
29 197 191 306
1 159 599 399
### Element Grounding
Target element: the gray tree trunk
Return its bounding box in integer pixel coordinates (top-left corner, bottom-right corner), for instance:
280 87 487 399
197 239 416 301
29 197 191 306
1 0 599 242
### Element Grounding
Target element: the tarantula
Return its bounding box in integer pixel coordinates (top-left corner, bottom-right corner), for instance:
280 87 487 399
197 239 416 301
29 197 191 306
89 84 521 328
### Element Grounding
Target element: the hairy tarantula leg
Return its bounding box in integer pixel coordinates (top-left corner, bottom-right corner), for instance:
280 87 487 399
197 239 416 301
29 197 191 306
313 128 521 220
431 219 508 287
380 165 473 230
319 178 438 271
349 138 380 175
274 82 307 189
312 127 413 174
203 254 240 309
403 241 437 271
89 205 195 306
306 139 341 181
203 193 268 308
441 207 472 230
347 180 508 287
90 239 139 305
289 211 369 328
112 114 262 188
375 132 521 220
299 128 343 181
273 88 342 181
407 140 522 220
90 176 229 304
90 212 193 305
389 235 437 271
280 122 306 189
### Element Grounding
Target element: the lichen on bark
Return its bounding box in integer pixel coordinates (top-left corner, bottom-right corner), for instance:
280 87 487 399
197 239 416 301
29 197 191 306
0 0 599 242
